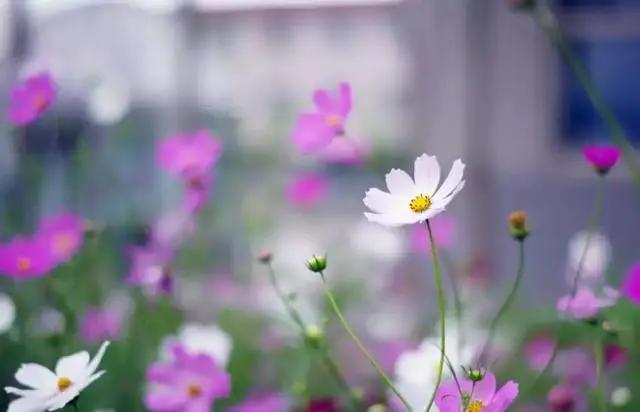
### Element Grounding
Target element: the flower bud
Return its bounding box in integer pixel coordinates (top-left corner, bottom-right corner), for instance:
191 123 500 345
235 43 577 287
547 384 576 412
257 250 273 264
508 210 529 241
467 368 485 382
306 255 327 273
304 324 324 348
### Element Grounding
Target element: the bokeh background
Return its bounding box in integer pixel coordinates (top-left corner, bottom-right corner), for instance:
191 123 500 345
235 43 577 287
0 0 639 410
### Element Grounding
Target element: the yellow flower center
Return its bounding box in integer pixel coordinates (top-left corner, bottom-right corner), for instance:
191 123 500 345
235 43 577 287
325 114 343 128
34 94 48 111
187 383 202 398
57 377 72 391
466 400 484 412
53 233 74 256
409 194 432 213
16 257 31 272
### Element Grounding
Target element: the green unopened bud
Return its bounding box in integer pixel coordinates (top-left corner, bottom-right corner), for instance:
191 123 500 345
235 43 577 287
304 324 324 347
306 255 327 273
467 368 485 382
508 210 529 241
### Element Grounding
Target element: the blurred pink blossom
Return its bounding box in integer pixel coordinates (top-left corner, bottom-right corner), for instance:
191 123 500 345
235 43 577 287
292 82 352 153
37 212 85 265
622 262 640 305
320 136 368 165
410 215 456 253
0 236 53 279
547 383 578 412
307 398 339 412
286 173 329 208
229 393 289 412
583 144 621 174
145 343 230 411
157 129 223 177
435 371 518 412
557 286 619 319
7 72 55 126
525 334 555 370
80 307 123 344
127 245 174 296
605 344 628 369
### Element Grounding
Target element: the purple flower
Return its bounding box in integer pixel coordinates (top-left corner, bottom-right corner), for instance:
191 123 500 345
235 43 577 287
157 130 223 177
319 135 368 165
557 286 619 319
583 144 621 174
80 306 123 344
7 72 55 126
292 82 352 153
286 173 329 208
0 236 54 279
37 211 86 265
307 398 339 412
229 393 289 412
435 372 518 412
525 334 555 370
622 262 640 305
145 344 231 411
604 344 628 369
547 383 578 412
127 245 174 296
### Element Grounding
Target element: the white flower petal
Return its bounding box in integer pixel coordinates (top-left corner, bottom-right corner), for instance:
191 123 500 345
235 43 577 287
363 188 399 214
15 364 57 390
5 387 44 397
364 212 407 227
414 154 440 196
385 168 415 197
86 341 110 376
55 351 89 380
432 181 465 210
45 387 81 411
432 159 465 202
8 395 47 412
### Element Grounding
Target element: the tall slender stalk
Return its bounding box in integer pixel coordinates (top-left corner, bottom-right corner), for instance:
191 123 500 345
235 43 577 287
527 176 606 392
594 340 607 412
533 0 640 187
424 219 446 412
478 240 526 366
263 262 359 410
318 271 413 411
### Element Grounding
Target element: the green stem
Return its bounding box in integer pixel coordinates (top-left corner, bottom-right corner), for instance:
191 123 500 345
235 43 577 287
478 240 526 366
424 219 446 412
441 251 464 357
265 263 359 411
594 340 607 412
318 271 413 411
533 1 640 187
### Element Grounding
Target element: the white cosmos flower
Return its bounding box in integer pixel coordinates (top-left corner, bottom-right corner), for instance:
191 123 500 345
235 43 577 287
5 341 110 412
363 153 465 227
162 323 232 367
567 230 611 287
0 293 16 333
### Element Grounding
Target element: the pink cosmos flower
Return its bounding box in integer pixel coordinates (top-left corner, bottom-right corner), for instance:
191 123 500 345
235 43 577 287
183 170 214 213
286 173 329 208
435 372 518 412
555 347 596 385
37 212 85 265
410 215 457 253
7 72 56 126
229 393 289 412
307 398 339 412
604 344 628 368
583 144 621 174
127 245 174 296
157 130 223 177
0 236 53 279
622 262 640 305
145 343 231 411
80 307 123 344
525 334 555 370
547 383 578 412
557 286 619 319
292 82 352 153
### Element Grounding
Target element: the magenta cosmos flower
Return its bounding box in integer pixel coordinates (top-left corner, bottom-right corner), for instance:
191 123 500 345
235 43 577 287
292 82 352 153
127 245 174 296
229 393 289 412
0 236 53 279
286 173 329 208
80 306 123 344
157 129 223 177
435 372 518 412
583 144 621 174
525 334 555 370
622 262 640 305
557 286 619 319
7 72 56 126
37 212 86 265
145 343 231 411
319 135 368 165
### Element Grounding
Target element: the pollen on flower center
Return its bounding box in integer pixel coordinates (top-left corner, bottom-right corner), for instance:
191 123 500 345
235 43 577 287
465 400 485 412
54 233 73 255
187 383 202 397
16 257 32 272
57 377 72 391
34 94 48 111
409 194 432 213
325 114 343 127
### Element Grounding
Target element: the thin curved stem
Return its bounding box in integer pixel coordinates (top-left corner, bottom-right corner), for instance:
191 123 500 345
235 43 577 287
424 219 446 412
478 240 526 366
526 176 606 393
318 271 413 411
594 340 608 412
533 1 640 187
265 263 359 410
